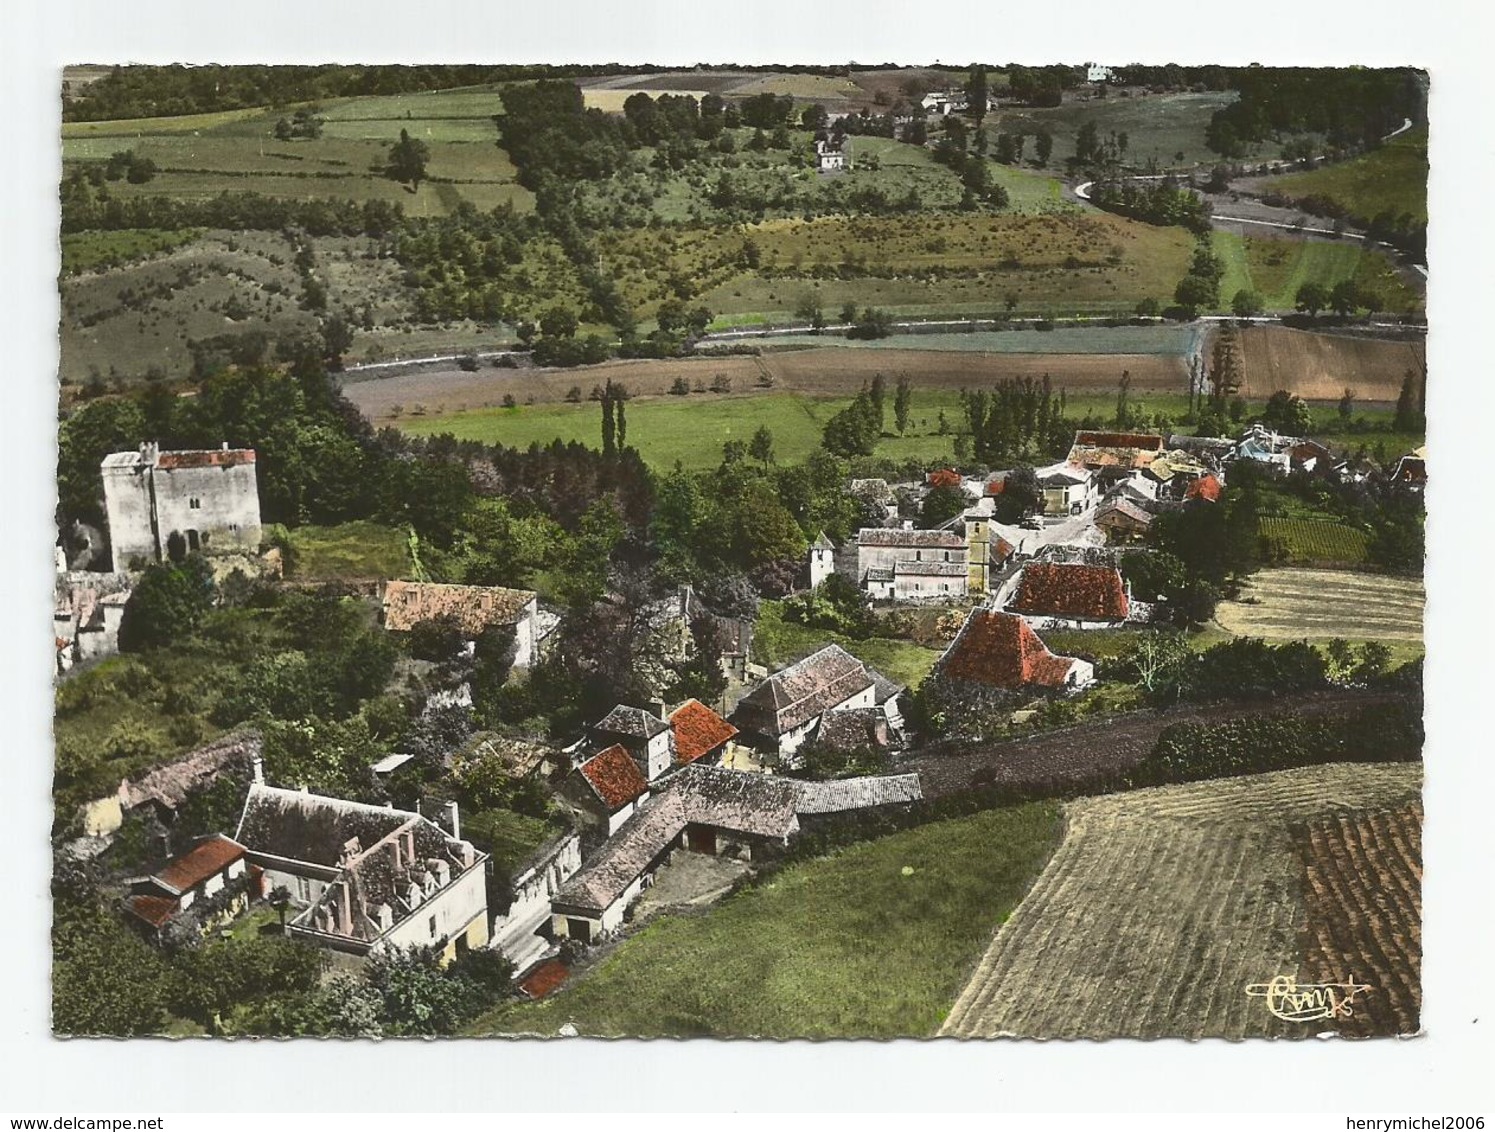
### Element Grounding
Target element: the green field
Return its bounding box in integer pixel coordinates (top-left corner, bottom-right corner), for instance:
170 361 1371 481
1270 126 1428 223
754 600 945 690
1210 231 1420 312
994 90 1244 171
472 802 1063 1037
757 324 1197 354
61 89 530 218
1258 517 1370 566
60 227 203 274
282 521 411 581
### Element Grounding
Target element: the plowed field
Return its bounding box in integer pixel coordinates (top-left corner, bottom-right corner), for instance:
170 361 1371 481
1295 800 1423 1037
1214 568 1424 643
1237 326 1425 402
940 762 1422 1039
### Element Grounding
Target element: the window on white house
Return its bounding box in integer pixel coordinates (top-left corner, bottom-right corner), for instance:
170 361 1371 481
429 915 438 938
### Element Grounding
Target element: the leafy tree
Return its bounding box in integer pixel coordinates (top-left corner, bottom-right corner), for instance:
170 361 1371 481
118 557 215 652
1231 289 1263 318
1121 632 1193 702
919 483 969 528
992 464 1042 524
967 65 989 124
1174 273 1216 312
1260 390 1314 435
1295 281 1329 318
1393 369 1425 433
821 392 881 457
1329 279 1361 317
748 425 775 468
386 128 431 189
894 374 912 435
1034 130 1053 165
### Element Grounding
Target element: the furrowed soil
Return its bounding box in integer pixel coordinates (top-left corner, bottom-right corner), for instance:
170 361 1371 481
939 762 1422 1039
1294 799 1422 1038
1236 325 1426 402
1214 568 1424 643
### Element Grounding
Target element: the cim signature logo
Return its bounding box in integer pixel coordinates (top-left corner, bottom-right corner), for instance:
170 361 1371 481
1245 975 1372 1022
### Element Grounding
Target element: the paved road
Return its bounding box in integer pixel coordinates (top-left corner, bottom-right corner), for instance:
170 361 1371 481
901 689 1413 800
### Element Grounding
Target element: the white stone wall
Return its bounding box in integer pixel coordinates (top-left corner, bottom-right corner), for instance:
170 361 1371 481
382 862 488 951
858 543 967 579
893 572 968 601
153 463 262 556
102 464 157 571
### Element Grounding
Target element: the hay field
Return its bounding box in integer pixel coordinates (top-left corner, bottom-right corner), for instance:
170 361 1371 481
1271 127 1428 224
1237 325 1425 402
940 762 1423 1039
1214 568 1424 644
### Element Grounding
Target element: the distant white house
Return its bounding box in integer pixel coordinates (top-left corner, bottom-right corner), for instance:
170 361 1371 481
814 133 850 173
1086 63 1115 83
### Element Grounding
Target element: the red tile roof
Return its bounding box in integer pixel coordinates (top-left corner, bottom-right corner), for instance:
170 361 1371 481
669 699 738 765
1011 563 1129 621
1073 431 1165 451
579 744 649 811
155 835 246 894
519 958 570 1000
940 610 1079 688
1185 474 1223 502
927 468 961 488
155 449 256 469
126 893 179 929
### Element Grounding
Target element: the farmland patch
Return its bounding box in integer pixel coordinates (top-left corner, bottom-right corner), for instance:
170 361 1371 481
1258 517 1370 567
1214 568 1424 643
1236 325 1426 402
940 762 1422 1039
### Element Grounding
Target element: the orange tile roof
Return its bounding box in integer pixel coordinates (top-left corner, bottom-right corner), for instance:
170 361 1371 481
382 580 536 636
126 893 180 929
155 835 246 894
155 449 256 469
579 744 649 811
1185 474 1223 502
519 959 570 1000
927 468 962 488
668 699 739 765
939 610 1078 688
1012 563 1130 621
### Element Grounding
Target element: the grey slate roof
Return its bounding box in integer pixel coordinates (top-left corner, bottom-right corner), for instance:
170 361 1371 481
235 783 410 868
894 559 967 577
857 528 965 548
594 704 670 741
731 644 874 738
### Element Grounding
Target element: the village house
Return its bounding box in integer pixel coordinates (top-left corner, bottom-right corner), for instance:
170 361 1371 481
856 527 968 599
549 765 922 943
124 834 253 945
560 744 652 835
936 608 1094 694
1086 62 1115 83
380 579 544 669
593 703 676 782
894 558 969 600
489 828 583 976
234 781 490 964
1184 473 1224 503
730 644 904 766
814 132 850 172
53 571 131 676
668 698 740 768
1002 561 1132 629
1066 431 1168 486
79 728 263 841
1035 461 1098 516
1230 425 1297 473
1094 498 1154 545
101 442 262 571
1391 447 1427 492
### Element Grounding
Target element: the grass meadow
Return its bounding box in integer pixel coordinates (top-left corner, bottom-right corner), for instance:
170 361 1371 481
993 90 1244 170
1269 126 1428 223
471 801 1063 1037
1210 231 1421 313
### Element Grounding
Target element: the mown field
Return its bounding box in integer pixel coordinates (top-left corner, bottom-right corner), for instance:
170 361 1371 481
993 90 1243 170
1210 231 1421 315
1269 126 1428 224
940 762 1423 1039
472 802 1063 1038
1236 324 1426 402
1213 568 1424 645
60 88 530 219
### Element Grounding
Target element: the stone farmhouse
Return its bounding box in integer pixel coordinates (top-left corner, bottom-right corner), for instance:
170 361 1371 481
814 132 850 172
101 443 262 570
124 834 253 944
1094 498 1154 545
234 781 490 964
561 743 653 835
380 580 545 669
1001 561 1132 629
668 698 740 767
549 765 922 942
1066 431 1167 486
856 527 968 601
936 609 1094 694
593 703 677 782
1036 461 1098 516
53 570 131 676
730 644 903 766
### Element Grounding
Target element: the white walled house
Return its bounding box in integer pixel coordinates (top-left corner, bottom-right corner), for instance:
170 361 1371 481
561 744 652 835
124 834 251 943
809 531 836 589
729 644 896 767
490 830 583 975
380 580 541 670
856 528 967 596
1036 461 1097 516
234 783 490 963
592 704 675 782
101 443 262 570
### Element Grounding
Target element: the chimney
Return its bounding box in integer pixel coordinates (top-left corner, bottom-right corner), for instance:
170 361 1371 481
445 800 461 841
390 835 402 872
251 752 264 785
